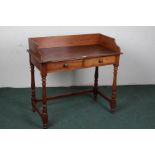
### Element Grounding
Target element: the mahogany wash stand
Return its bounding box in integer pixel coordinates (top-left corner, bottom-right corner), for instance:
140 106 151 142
28 33 122 128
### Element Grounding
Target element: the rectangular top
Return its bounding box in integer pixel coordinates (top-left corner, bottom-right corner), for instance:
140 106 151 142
38 45 120 62
28 33 121 63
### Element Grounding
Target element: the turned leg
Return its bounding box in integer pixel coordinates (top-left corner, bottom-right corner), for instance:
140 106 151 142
93 67 99 101
30 61 36 112
41 73 48 129
111 65 118 113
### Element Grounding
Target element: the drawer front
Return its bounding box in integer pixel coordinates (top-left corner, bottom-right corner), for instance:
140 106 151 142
47 60 82 72
84 56 116 67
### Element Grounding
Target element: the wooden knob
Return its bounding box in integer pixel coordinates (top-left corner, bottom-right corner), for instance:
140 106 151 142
63 64 68 68
98 59 103 63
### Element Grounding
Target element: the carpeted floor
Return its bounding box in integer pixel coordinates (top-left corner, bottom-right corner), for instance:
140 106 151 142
0 85 155 129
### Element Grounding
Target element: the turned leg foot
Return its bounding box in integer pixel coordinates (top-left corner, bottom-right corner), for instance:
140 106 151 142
42 113 48 129
110 100 116 113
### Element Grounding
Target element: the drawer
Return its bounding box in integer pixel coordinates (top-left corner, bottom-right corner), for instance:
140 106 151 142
46 60 83 72
84 56 116 67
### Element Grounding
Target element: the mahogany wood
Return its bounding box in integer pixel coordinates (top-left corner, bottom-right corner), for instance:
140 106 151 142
94 67 98 101
28 33 122 128
37 45 119 63
41 73 48 129
46 59 83 72
83 56 116 68
36 89 93 102
111 65 118 113
30 34 99 49
29 54 36 112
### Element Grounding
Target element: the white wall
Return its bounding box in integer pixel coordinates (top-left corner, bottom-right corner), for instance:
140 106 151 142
0 26 155 88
